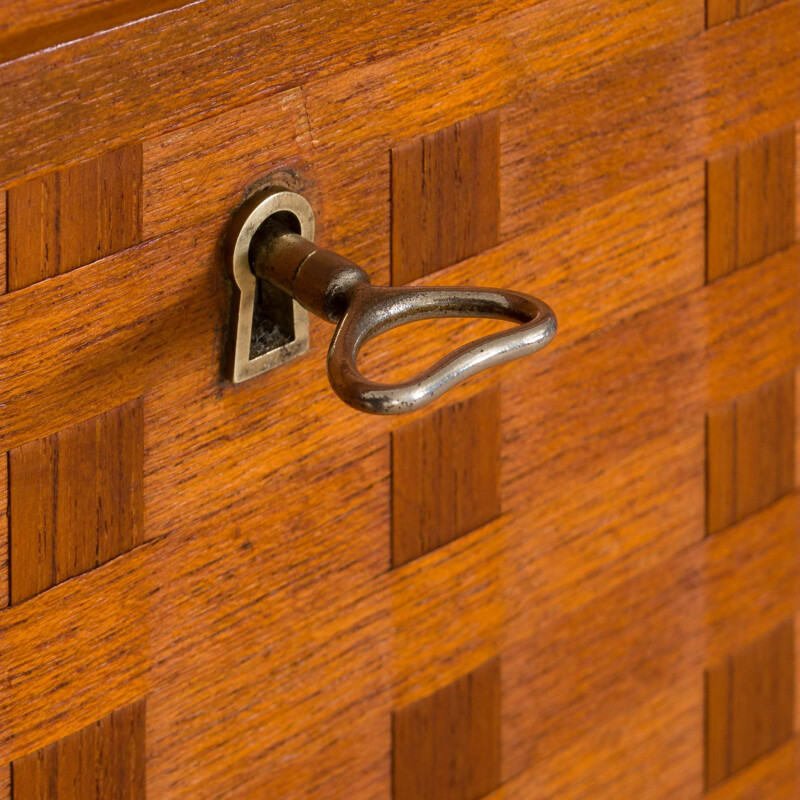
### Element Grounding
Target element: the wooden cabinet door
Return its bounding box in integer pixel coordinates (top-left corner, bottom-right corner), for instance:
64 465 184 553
0 1 798 798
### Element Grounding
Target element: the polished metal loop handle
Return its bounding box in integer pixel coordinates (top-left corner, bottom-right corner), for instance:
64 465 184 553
327 283 555 413
240 188 557 415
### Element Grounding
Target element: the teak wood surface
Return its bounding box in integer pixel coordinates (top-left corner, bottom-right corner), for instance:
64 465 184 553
0 1 798 798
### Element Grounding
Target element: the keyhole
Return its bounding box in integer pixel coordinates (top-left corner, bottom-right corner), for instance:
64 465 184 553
246 211 303 360
226 188 314 384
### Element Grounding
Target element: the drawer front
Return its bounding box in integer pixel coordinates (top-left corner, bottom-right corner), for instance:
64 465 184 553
0 1 798 798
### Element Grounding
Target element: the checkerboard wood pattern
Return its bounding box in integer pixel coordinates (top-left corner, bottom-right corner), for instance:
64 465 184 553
0 1 797 798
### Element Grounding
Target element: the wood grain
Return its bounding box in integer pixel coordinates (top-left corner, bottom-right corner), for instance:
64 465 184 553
0 0 191 66
6 173 58 291
143 438 391 799
737 134 771 268
391 111 499 284
707 404 736 535
707 127 796 282
0 0 705 187
763 125 796 256
143 89 315 241
735 373 795 521
0 159 707 458
300 0 704 286
707 372 796 534
704 493 799 664
0 456 7 609
6 145 142 291
706 740 800 800
9 398 144 604
706 0 738 27
705 621 795 789
706 149 738 282
0 539 153 765
705 659 731 789
0 0 796 795
502 548 703 788
502 3 800 238
500 248 792 591
0 253 791 798
2 159 708 496
0 434 489 793
393 658 500 800
797 368 800 491
97 398 145 562
0 153 792 800
0 190 6 294
12 699 146 800
489 689 701 799
728 621 794 775
796 614 800 735
705 246 798 408
707 0 782 27
733 126 796 269
392 386 501 567
796 123 800 240
8 436 56 604
739 0 783 15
